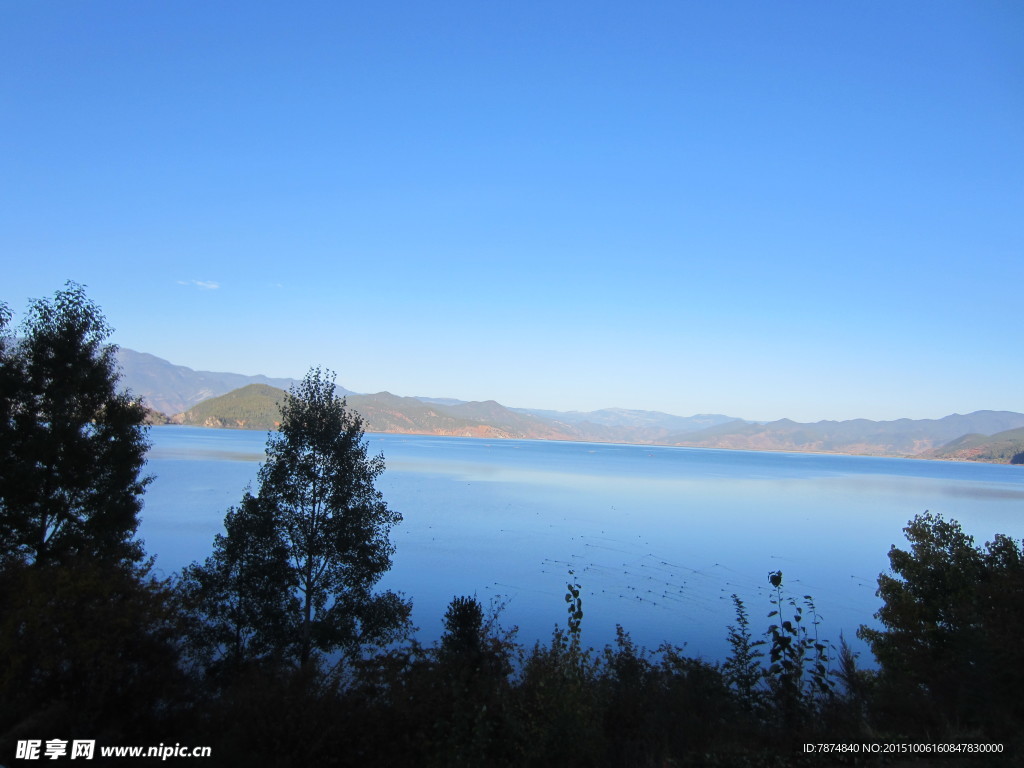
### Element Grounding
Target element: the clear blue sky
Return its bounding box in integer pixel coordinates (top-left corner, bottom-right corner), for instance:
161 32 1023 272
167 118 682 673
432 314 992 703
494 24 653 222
2 1 1021 421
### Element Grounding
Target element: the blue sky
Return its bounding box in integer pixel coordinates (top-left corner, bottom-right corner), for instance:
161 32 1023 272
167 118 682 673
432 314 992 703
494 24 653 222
2 1 1021 421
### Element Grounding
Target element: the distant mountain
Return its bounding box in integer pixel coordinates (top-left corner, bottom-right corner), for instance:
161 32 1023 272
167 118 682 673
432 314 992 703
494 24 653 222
170 382 1024 464
126 348 1024 463
115 348 351 415
923 427 1024 463
513 406 740 434
414 396 470 407
127 349 748 444
668 411 1024 456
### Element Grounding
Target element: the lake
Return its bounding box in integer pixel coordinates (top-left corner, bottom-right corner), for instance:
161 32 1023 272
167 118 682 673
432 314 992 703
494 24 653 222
140 426 1024 664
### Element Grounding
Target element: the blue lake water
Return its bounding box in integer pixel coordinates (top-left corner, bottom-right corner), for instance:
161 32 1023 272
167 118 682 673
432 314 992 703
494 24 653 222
140 426 1024 664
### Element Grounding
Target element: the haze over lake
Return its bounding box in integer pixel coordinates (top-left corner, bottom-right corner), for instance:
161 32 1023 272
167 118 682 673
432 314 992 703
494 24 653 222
141 426 1024 663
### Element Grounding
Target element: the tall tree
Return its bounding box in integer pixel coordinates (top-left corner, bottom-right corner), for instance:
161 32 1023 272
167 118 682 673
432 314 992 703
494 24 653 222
0 287 184 744
859 512 1024 734
178 492 298 675
184 367 410 669
265 367 410 664
0 283 150 569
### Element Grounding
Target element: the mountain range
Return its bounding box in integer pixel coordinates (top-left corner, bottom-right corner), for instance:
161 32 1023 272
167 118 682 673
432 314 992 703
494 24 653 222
117 349 1024 463
116 348 353 416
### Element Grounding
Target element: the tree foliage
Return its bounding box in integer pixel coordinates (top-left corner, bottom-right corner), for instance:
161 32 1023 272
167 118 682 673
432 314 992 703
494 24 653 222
266 367 410 663
0 286 184 750
183 367 410 671
178 492 298 676
440 595 487 662
0 283 150 570
859 511 1024 734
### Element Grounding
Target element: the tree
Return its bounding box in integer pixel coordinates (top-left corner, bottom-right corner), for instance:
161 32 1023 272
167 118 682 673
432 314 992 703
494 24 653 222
437 594 514 692
177 492 298 676
440 596 487 662
184 367 410 669
0 283 150 570
0 286 183 745
432 595 515 766
859 511 1024 734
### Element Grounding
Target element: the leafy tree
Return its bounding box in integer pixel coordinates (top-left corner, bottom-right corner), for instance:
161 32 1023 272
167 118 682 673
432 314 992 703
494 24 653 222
440 595 487 662
0 288 184 752
430 596 515 766
437 595 516 688
267 367 410 663
859 511 1024 735
184 367 410 669
0 283 150 570
178 492 298 676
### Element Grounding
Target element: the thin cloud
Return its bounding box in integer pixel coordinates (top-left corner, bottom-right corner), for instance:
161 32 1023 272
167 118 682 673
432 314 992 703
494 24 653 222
177 279 220 291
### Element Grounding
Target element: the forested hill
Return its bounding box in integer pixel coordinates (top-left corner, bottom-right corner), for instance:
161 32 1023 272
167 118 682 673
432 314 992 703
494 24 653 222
170 385 648 441
921 426 1024 463
169 384 286 429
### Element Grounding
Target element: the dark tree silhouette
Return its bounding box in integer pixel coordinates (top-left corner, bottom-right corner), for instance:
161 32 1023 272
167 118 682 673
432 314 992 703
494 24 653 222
0 283 150 570
183 367 410 669
859 511 1024 735
440 595 486 661
178 492 298 675
0 286 182 751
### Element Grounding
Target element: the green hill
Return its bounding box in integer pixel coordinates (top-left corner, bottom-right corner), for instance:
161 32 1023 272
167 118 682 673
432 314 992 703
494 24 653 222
925 426 1024 463
171 385 564 438
171 384 286 429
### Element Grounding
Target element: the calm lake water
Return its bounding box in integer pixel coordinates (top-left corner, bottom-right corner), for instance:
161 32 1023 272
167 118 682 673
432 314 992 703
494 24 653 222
140 426 1024 664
